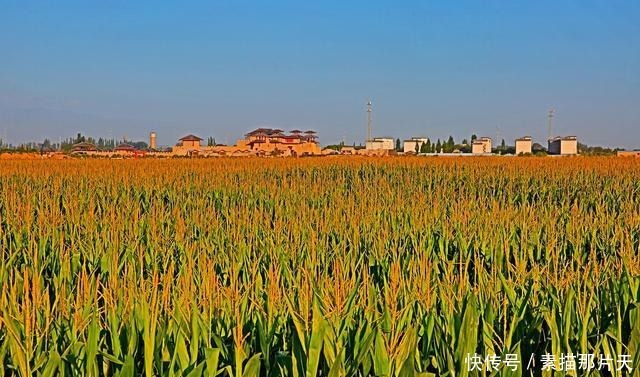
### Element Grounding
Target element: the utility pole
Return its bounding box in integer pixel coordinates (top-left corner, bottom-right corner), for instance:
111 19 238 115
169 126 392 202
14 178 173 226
548 108 555 141
367 100 372 142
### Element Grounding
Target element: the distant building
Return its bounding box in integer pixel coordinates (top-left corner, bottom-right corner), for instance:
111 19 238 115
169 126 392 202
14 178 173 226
515 136 533 155
321 147 339 155
236 128 321 156
471 137 492 154
114 143 137 153
169 130 321 157
403 137 429 154
548 136 578 155
179 134 203 149
339 146 356 155
365 137 394 151
617 151 640 157
150 132 157 150
71 142 98 154
172 134 204 156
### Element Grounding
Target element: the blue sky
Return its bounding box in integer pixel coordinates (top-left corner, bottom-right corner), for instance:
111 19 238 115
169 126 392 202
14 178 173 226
1 1 639 148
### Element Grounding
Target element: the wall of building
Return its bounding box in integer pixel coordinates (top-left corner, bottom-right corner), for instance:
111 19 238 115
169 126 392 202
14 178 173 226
403 139 428 153
560 140 578 155
366 138 394 150
472 139 492 154
237 139 321 156
515 140 532 155
549 139 578 155
182 140 200 148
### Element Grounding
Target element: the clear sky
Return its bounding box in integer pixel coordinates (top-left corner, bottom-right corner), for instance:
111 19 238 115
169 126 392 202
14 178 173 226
1 1 639 148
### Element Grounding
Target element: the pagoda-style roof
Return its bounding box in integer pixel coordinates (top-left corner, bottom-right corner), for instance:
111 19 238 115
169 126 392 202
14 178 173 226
245 128 271 137
179 134 203 141
246 128 307 137
71 142 98 151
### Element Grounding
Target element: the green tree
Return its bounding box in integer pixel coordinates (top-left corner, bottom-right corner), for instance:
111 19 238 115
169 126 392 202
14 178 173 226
436 139 442 153
420 141 428 154
396 138 401 151
131 141 149 150
445 136 455 153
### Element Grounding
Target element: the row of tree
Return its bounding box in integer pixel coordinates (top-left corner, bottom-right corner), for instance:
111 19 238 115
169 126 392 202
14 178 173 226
394 135 484 154
0 133 150 153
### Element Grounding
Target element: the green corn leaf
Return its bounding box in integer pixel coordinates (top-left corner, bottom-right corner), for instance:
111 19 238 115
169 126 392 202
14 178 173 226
307 298 326 377
242 353 262 377
204 348 221 377
40 351 62 377
373 330 390 377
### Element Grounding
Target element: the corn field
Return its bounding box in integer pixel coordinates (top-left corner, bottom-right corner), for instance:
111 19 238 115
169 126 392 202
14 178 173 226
0 157 639 376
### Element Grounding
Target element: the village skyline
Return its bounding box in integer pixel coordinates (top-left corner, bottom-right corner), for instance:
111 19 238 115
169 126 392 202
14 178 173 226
2 2 639 149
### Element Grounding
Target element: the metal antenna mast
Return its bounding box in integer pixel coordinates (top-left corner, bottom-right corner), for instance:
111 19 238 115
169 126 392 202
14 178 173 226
367 100 373 142
547 108 555 141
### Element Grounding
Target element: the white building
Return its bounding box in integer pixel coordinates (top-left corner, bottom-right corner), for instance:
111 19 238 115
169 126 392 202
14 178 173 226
471 137 492 154
515 136 533 155
548 136 578 155
365 137 395 150
403 137 429 154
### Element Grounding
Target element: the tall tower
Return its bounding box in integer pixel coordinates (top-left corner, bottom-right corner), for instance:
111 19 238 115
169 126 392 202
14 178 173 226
367 100 373 142
150 132 157 150
547 108 555 141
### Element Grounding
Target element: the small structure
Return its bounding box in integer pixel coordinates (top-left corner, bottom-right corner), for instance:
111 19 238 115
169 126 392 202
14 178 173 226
365 137 394 151
71 142 98 154
471 137 492 155
548 136 578 155
515 136 533 155
403 137 429 154
617 151 640 157
150 132 157 150
172 134 204 156
113 143 146 158
321 148 339 155
179 135 203 149
340 146 356 155
114 143 137 153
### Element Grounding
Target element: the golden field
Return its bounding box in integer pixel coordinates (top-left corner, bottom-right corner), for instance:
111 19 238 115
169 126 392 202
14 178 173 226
0 157 639 376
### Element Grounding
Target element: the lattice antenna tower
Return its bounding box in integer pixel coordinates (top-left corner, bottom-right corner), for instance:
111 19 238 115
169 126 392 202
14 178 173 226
367 100 373 142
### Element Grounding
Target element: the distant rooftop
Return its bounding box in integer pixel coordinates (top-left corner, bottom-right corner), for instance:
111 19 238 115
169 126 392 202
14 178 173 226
115 143 137 151
179 134 203 141
550 136 577 141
